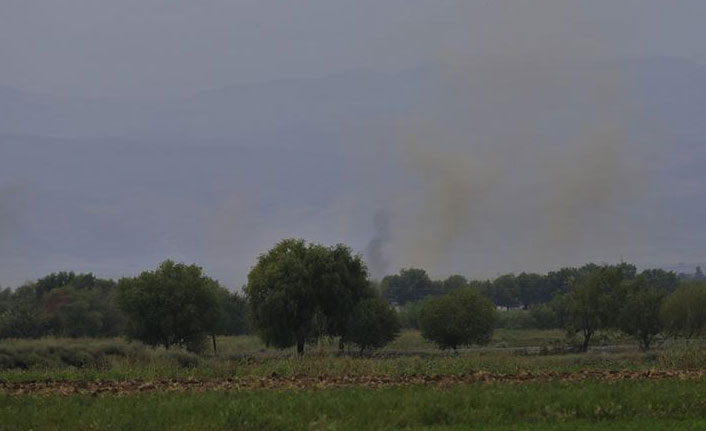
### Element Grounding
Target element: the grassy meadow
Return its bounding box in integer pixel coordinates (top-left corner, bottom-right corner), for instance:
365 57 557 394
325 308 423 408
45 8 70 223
2 330 706 430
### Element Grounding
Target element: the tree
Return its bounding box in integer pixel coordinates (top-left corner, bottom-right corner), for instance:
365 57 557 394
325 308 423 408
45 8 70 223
398 300 424 329
344 296 401 353
555 265 624 352
381 268 434 305
419 287 496 350
489 274 519 309
639 269 679 293
618 277 665 350
441 275 469 291
215 288 249 336
245 239 372 354
516 272 544 309
117 260 221 352
661 284 706 341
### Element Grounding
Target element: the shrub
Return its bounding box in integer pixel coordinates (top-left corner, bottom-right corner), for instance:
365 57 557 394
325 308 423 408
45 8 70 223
530 304 560 329
345 297 401 353
117 260 221 352
496 309 535 329
618 281 665 350
162 351 201 368
398 301 423 330
419 287 496 350
661 284 706 340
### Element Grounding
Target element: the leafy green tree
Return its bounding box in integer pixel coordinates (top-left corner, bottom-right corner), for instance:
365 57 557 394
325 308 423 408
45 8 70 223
344 296 401 353
215 288 249 336
530 303 560 329
419 287 496 350
661 284 706 341
398 300 423 329
555 265 624 352
382 268 435 305
36 272 99 296
441 275 469 291
38 276 123 338
640 269 679 293
117 260 221 352
516 272 544 309
488 274 519 309
618 277 665 350
245 239 372 354
0 284 41 338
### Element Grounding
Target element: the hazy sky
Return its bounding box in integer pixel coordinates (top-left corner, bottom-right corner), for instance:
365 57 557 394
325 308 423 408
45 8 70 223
2 1 706 99
1 1 705 288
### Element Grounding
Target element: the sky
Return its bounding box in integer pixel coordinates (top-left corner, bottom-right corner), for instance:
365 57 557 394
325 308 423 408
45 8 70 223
3 1 706 99
1 1 705 288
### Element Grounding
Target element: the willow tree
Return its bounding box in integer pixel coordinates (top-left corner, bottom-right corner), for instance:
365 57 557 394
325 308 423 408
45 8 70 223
245 239 372 354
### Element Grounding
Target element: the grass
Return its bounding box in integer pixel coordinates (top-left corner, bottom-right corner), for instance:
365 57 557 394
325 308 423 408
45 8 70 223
3 379 706 430
1 331 705 383
3 331 706 429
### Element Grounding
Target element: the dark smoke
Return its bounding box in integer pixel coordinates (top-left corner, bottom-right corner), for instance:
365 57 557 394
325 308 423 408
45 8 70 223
365 209 391 279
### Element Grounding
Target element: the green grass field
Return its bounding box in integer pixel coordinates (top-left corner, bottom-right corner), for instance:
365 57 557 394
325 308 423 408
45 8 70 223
3 380 706 430
3 331 706 430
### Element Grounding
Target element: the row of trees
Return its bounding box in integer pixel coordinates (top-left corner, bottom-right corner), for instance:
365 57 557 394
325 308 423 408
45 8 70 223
394 264 706 351
0 267 248 347
383 264 681 309
2 239 705 354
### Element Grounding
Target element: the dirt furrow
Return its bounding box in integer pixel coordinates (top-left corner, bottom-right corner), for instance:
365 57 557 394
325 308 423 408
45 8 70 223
2 370 705 396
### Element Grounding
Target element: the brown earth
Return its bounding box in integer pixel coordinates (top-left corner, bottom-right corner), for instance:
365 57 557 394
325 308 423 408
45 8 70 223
2 370 706 396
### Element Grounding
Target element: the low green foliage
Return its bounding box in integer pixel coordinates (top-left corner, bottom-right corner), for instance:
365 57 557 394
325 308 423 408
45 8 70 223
661 283 706 340
497 309 536 329
246 239 372 355
117 260 222 352
419 287 497 350
3 380 706 430
344 296 400 353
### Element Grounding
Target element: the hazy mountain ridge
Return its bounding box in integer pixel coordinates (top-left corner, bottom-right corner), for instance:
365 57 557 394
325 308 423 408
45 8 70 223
1 57 705 286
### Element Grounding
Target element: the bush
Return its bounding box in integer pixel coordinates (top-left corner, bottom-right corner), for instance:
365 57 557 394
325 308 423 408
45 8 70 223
162 351 201 368
496 309 535 329
419 287 496 350
0 339 144 370
659 348 706 369
345 297 401 353
619 282 665 350
661 284 706 340
529 304 560 329
117 260 221 351
398 301 423 330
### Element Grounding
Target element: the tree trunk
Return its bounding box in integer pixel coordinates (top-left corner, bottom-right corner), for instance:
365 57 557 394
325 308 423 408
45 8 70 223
212 334 218 356
339 338 345 353
297 339 305 355
580 329 592 353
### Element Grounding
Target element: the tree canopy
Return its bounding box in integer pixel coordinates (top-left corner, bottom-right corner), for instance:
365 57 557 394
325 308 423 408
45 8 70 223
245 238 373 354
419 287 496 350
117 260 221 352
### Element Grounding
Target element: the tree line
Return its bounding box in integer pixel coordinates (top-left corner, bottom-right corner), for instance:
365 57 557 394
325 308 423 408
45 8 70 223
1 238 705 354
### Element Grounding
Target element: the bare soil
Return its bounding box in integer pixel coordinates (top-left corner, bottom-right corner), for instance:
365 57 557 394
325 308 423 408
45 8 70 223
3 369 706 396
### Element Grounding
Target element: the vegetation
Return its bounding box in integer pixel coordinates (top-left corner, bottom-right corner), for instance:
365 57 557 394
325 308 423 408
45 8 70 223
343 296 401 353
245 239 376 354
618 277 665 350
1 238 706 370
117 260 222 352
0 272 123 339
4 380 706 430
419 287 496 350
661 283 706 341
554 266 625 352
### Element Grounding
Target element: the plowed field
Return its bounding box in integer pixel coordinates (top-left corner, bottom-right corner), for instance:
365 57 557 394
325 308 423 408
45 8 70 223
3 369 705 396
